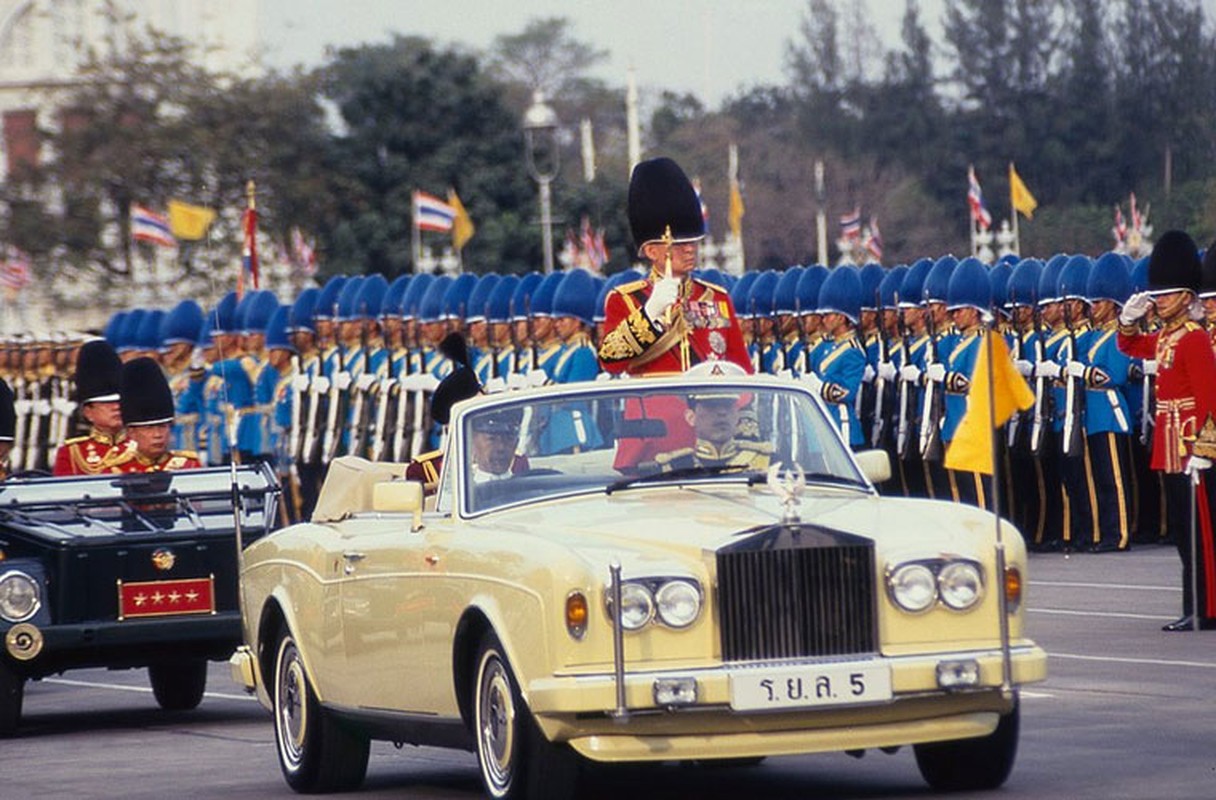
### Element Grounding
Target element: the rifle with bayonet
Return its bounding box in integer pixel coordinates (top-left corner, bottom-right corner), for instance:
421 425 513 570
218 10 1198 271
918 305 945 462
894 294 915 460
347 313 374 458
1061 302 1085 458
870 290 890 448
1029 305 1050 455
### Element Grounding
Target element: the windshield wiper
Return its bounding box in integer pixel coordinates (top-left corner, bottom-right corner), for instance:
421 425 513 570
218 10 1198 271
606 463 756 494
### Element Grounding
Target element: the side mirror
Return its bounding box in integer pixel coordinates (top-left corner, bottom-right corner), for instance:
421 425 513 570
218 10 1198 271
853 449 891 486
372 481 424 531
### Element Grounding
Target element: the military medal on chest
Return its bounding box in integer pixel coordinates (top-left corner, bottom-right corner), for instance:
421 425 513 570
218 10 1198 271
708 330 727 358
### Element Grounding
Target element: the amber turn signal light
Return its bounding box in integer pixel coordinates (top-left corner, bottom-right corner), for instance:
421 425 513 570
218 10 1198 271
565 591 588 639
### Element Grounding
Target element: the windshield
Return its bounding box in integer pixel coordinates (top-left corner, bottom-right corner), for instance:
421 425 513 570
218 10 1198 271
454 383 863 515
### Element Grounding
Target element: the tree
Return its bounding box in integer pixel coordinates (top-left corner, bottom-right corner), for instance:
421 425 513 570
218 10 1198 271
319 36 537 275
487 17 609 108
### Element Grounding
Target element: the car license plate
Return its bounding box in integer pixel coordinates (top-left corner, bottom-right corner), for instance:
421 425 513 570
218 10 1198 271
729 661 892 712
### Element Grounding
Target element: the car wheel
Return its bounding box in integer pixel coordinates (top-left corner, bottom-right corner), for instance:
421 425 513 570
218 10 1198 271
148 660 208 711
474 632 579 800
0 660 24 737
273 631 369 793
914 696 1020 791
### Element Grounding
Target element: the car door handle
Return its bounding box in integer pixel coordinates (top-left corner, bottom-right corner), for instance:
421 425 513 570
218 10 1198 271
342 551 366 575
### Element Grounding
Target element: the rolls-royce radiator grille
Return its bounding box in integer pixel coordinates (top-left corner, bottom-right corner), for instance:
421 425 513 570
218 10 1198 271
717 541 877 662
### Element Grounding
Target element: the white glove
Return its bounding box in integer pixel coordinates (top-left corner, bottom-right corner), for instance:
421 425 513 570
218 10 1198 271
311 375 331 394
1186 455 1213 485
14 400 31 415
1120 291 1153 325
1066 361 1086 379
1190 298 1207 322
189 348 206 371
1143 359 1158 376
1014 359 1034 378
862 364 876 383
899 364 921 383
877 362 897 382
482 377 507 394
926 363 946 382
34 400 51 415
643 278 681 324
334 371 352 391
354 373 376 392
416 374 440 393
291 374 310 392
528 370 550 388
1035 360 1061 379
506 373 529 391
802 372 823 394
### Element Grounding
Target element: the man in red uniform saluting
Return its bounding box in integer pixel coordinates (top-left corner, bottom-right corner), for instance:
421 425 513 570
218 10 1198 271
1117 230 1216 631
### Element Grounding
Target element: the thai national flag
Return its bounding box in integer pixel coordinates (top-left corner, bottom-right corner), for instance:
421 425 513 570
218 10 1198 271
839 207 861 241
413 191 456 232
967 166 992 230
130 203 176 248
1112 205 1127 244
865 217 883 260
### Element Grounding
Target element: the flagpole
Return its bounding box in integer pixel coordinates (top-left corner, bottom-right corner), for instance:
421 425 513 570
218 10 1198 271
411 191 421 273
1009 164 1021 256
985 316 1014 697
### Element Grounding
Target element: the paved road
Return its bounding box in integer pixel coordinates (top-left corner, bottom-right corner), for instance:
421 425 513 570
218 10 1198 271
4 544 1215 799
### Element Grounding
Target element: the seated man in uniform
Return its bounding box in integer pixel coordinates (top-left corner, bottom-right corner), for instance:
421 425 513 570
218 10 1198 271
643 389 772 473
113 357 202 472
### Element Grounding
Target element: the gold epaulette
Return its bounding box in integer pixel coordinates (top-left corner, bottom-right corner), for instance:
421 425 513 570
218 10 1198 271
63 435 90 445
654 447 694 466
692 276 726 293
614 279 650 295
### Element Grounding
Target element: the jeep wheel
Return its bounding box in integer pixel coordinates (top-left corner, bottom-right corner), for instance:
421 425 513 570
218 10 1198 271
914 696 1020 791
149 660 207 711
474 632 579 800
273 631 368 792
0 660 24 736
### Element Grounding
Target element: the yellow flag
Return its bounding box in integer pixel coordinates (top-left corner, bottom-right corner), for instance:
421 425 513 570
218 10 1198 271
167 199 217 241
1009 163 1038 220
448 189 475 251
728 180 744 240
944 331 1035 476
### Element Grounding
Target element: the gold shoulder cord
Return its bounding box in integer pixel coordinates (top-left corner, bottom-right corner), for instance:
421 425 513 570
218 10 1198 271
660 225 690 371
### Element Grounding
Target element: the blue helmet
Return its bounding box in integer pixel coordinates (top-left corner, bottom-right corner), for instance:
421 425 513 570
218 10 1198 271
418 275 453 324
465 274 501 323
899 258 934 308
400 273 435 320
104 311 127 349
1007 259 1043 307
1087 252 1131 305
946 257 991 311
552 269 598 325
1059 255 1092 301
879 265 909 309
487 275 521 325
159 300 204 347
818 266 863 323
1037 255 1068 305
697 268 728 290
989 261 1013 310
747 270 780 317
730 272 760 318
314 275 348 321
118 309 147 353
511 272 544 321
211 292 240 336
530 272 566 318
775 267 805 315
289 288 320 334
353 274 389 320
1130 256 1150 294
442 273 479 321
383 275 411 320
334 276 367 322
265 304 294 352
135 309 165 351
795 265 829 313
858 263 886 310
242 290 280 334
196 313 213 348
923 255 958 304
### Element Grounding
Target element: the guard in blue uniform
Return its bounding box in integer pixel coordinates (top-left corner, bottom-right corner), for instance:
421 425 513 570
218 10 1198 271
774 267 805 375
940 257 990 510
805 266 866 448
534 270 605 455
1056 255 1099 550
897 258 935 498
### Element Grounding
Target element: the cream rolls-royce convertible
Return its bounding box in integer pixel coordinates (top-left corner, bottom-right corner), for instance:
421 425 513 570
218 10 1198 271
231 373 1046 798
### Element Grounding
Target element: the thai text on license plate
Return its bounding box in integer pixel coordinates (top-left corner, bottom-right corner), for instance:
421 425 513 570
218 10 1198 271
729 661 892 712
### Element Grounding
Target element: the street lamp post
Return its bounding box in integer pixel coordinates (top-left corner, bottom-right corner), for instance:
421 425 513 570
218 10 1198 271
523 91 560 274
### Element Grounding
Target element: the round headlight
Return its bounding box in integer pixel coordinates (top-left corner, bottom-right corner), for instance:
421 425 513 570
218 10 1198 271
938 561 984 610
617 583 654 630
889 563 937 613
655 580 701 628
0 570 41 623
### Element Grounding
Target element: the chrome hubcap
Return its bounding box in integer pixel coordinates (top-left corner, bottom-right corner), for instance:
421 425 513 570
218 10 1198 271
478 654 516 795
276 640 307 768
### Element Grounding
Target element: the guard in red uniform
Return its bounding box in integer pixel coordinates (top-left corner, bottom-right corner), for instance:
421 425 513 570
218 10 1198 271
113 357 201 473
52 339 134 476
1117 231 1216 631
598 157 751 376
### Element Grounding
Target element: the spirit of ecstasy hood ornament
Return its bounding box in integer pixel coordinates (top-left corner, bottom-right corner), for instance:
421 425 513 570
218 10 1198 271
766 462 806 524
